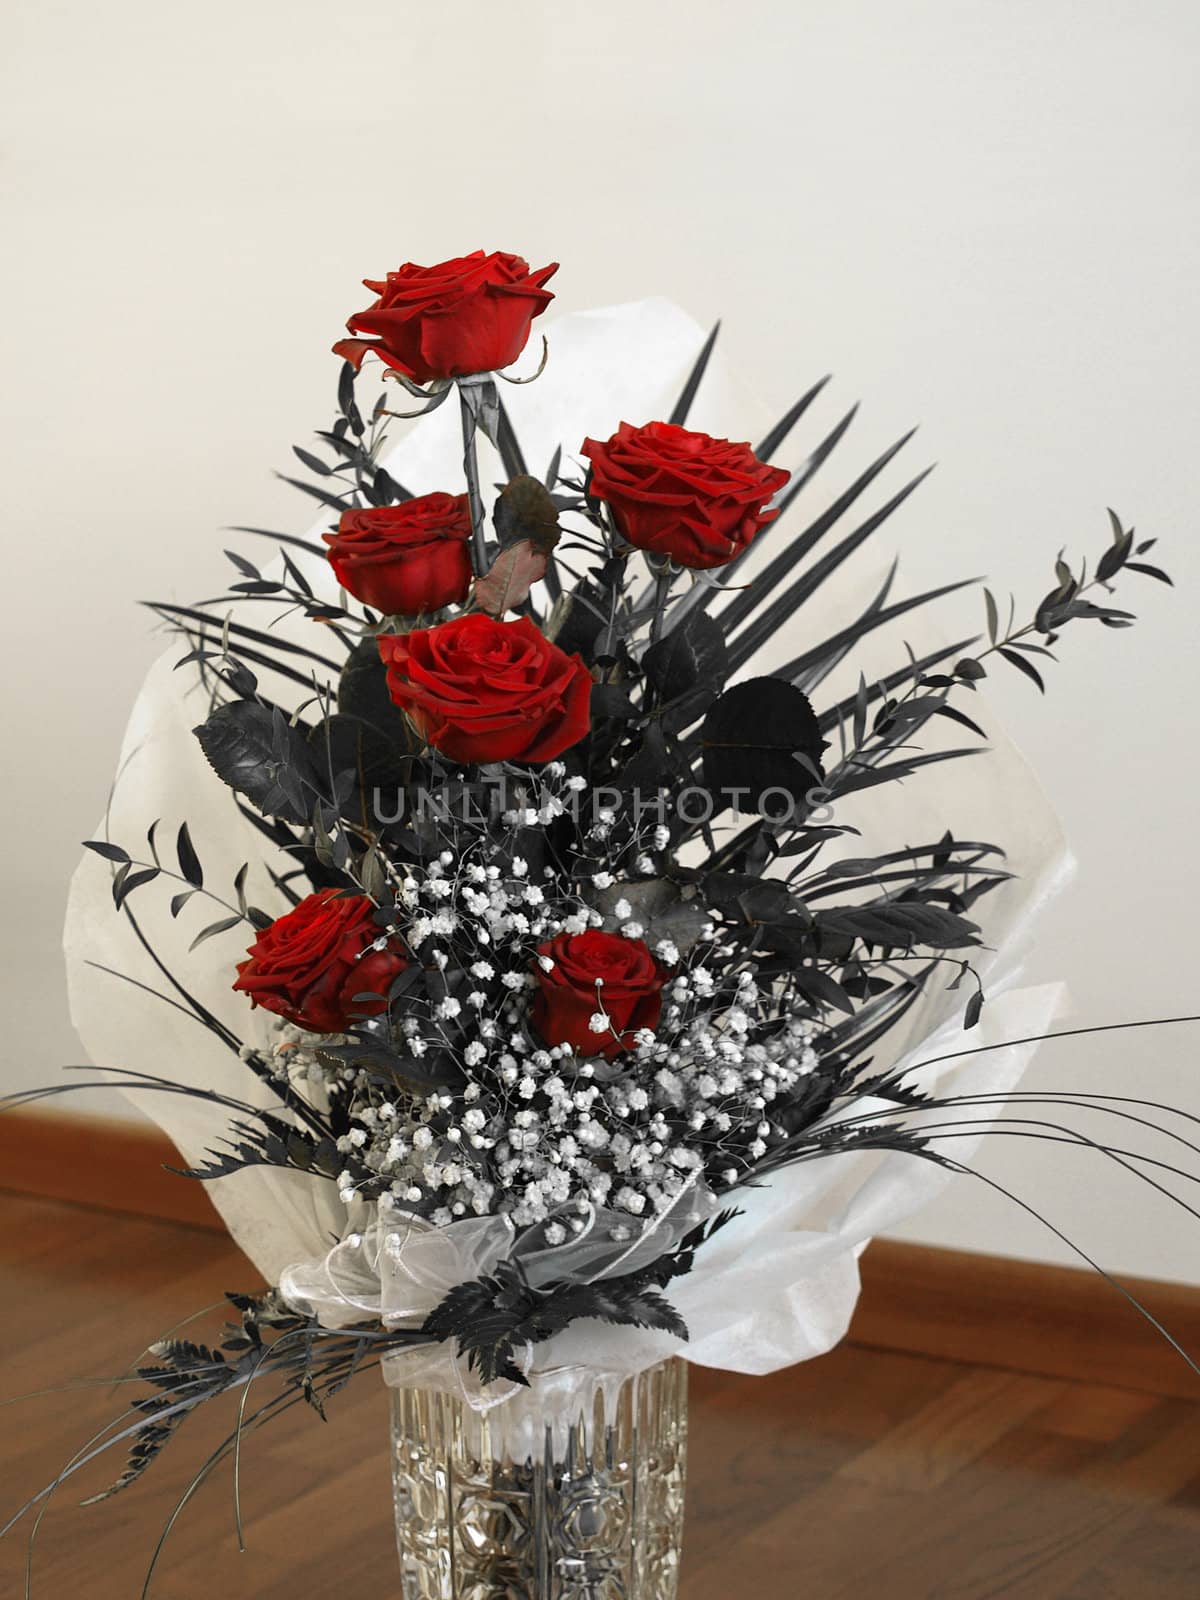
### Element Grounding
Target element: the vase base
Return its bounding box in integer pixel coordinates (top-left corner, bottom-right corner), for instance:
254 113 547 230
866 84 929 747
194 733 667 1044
391 1359 688 1600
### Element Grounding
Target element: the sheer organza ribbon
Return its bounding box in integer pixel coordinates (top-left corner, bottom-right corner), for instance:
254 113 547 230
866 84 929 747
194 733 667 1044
279 1182 718 1409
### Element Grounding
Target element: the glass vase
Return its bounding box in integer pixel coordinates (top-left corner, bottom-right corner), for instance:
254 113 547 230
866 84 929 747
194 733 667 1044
390 1359 688 1599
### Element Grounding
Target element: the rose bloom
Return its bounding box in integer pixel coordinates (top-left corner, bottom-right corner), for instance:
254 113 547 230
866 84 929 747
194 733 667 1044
232 889 406 1035
531 930 667 1059
323 494 472 616
333 250 558 385
581 420 790 569
378 613 591 766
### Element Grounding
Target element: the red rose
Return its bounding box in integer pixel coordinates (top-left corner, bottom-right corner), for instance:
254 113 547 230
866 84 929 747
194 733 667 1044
378 613 591 766
323 494 473 616
333 251 558 385
531 930 667 1059
581 421 790 569
232 889 406 1035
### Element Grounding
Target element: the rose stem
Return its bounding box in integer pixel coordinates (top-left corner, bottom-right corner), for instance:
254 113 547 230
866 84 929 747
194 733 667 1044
458 386 489 577
649 563 673 644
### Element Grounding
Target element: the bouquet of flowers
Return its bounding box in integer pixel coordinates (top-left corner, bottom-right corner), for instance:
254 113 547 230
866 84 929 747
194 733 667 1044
6 251 1190 1598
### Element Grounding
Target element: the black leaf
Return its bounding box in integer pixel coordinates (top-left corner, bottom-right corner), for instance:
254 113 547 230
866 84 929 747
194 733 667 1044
176 822 204 888
114 866 159 909
338 637 419 757
998 647 1046 693
701 678 827 815
792 966 856 1015
955 657 987 682
273 472 353 513
1127 561 1173 585
309 713 409 796
292 445 333 477
703 872 792 923
337 360 365 436
223 549 261 579
754 375 831 461
590 683 637 719
668 321 721 427
194 702 317 825
493 475 561 556
83 839 131 864
936 703 988 738
643 612 728 710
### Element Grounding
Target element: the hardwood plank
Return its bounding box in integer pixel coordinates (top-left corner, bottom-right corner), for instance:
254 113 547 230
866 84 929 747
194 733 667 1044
0 1111 220 1229
837 1368 1062 1491
1036 1381 1157 1442
854 1236 1200 1399
2 1193 1200 1597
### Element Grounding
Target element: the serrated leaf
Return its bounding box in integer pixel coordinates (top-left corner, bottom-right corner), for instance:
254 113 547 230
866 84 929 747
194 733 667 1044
473 539 548 616
493 475 561 555
193 701 317 825
644 612 728 707
701 678 827 815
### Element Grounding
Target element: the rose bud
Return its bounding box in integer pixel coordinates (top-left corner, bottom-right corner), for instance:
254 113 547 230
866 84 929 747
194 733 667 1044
581 420 790 569
531 930 667 1060
323 494 473 616
232 889 406 1035
333 251 558 384
378 613 591 767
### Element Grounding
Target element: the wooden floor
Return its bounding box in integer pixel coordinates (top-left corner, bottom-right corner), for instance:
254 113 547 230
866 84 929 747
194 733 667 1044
2 1194 1199 1598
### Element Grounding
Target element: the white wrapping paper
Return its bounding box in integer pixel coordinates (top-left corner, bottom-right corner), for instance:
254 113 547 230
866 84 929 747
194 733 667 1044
64 298 1071 1394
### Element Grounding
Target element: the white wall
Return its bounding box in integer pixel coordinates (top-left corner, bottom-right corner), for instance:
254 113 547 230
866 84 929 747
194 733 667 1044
3 0 1199 1282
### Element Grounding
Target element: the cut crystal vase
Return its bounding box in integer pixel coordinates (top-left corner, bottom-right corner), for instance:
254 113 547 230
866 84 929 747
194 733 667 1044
390 1359 688 1599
